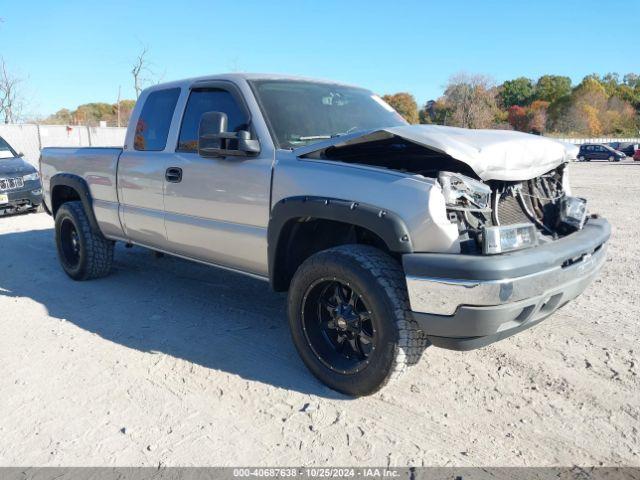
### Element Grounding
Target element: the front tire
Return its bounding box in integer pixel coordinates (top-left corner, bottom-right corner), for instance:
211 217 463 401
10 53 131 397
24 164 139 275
55 201 114 280
287 245 427 396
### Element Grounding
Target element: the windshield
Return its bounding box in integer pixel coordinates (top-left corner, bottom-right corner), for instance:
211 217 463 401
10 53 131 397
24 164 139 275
250 80 408 149
0 136 17 159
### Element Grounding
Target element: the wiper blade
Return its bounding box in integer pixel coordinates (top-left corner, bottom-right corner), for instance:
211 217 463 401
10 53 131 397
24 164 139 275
296 135 332 141
295 128 359 141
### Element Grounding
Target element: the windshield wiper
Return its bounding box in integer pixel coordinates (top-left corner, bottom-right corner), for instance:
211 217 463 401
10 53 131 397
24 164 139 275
295 135 332 141
295 128 360 142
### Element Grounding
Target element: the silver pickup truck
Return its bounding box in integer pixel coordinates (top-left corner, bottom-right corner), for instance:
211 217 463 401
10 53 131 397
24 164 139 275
40 73 611 396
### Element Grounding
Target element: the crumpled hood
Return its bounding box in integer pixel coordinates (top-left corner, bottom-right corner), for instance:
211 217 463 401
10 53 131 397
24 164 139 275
0 156 36 176
296 125 573 181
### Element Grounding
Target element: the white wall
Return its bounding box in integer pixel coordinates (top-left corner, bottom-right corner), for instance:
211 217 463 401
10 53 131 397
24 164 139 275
0 124 127 167
549 136 640 145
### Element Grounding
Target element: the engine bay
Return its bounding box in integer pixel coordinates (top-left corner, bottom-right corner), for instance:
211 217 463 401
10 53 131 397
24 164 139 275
303 135 582 255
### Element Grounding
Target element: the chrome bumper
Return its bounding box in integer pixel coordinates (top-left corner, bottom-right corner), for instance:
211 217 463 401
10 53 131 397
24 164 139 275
407 242 607 316
402 218 611 350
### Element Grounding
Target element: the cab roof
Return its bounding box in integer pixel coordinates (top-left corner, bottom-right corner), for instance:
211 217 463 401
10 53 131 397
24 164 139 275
144 73 363 92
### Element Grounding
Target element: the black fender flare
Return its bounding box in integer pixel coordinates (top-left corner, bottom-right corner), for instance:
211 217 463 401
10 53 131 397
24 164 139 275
50 173 102 234
268 196 413 287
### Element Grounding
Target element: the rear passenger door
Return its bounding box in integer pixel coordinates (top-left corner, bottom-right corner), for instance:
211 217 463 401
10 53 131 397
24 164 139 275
117 87 181 247
162 83 273 276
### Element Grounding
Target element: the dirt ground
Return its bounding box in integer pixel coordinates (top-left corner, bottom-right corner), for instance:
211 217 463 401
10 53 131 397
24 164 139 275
0 161 638 467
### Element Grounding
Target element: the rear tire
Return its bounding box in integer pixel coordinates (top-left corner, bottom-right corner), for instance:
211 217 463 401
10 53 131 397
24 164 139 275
55 201 114 280
287 245 428 396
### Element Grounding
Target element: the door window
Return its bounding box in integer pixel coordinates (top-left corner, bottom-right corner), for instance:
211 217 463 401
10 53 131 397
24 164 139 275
177 88 249 152
134 88 181 151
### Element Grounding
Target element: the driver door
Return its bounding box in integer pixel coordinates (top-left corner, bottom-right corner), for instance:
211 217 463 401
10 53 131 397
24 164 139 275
163 83 273 276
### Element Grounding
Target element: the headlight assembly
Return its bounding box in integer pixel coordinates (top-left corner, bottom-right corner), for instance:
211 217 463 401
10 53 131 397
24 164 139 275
483 223 538 254
559 196 587 231
23 172 39 182
438 171 491 210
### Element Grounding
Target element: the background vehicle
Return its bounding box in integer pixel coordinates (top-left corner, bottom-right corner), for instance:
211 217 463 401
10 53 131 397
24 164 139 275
634 149 640 161
0 135 43 215
607 141 637 156
39 74 610 396
578 143 625 162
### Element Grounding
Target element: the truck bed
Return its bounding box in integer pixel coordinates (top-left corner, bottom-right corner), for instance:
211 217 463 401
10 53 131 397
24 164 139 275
40 147 124 238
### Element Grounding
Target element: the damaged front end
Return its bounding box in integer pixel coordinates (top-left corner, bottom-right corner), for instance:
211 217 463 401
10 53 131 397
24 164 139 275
297 126 588 256
440 165 588 255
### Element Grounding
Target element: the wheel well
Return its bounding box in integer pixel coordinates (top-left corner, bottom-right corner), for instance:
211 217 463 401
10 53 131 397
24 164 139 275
51 185 81 216
271 218 396 292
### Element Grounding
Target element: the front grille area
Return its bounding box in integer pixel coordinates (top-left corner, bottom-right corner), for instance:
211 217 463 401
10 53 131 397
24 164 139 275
0 177 24 191
449 166 567 254
496 193 530 225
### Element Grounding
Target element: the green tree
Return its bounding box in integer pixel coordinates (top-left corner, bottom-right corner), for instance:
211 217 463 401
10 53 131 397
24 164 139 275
381 92 419 124
601 72 620 97
622 73 640 88
499 77 535 108
535 75 572 103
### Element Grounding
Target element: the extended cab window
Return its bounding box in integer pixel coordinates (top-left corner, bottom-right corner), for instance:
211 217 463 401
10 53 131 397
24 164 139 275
134 88 180 151
177 88 248 152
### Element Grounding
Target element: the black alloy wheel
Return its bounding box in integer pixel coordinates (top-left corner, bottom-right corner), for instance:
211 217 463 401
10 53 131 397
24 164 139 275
59 217 82 269
301 278 375 374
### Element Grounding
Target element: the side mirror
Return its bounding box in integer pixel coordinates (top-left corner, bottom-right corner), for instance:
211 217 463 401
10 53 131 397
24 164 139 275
18 152 24 158
198 111 260 158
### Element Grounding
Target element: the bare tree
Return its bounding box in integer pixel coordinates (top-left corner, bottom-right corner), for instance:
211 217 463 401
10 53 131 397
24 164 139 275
0 57 24 124
116 85 122 127
442 73 497 129
131 46 153 99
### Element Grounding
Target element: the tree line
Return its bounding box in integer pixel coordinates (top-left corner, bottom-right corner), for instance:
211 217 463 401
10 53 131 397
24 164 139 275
383 72 640 137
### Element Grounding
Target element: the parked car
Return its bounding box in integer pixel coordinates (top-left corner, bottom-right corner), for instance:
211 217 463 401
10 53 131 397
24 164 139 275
634 149 640 161
0 136 43 215
39 74 610 396
578 143 626 162
607 142 637 156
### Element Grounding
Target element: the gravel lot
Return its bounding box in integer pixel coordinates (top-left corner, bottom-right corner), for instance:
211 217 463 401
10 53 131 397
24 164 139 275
0 161 638 467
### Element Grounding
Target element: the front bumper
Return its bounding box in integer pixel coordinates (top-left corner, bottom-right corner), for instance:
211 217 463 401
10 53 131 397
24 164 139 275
403 217 611 350
0 180 43 214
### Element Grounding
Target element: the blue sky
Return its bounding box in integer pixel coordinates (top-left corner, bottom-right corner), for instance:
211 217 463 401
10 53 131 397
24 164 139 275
1 0 638 117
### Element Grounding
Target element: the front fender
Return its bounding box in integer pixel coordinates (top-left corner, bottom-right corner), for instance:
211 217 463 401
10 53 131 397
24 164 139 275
268 196 413 287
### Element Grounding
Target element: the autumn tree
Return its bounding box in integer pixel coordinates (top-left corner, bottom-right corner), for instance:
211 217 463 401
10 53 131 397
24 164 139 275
528 100 549 134
381 92 419 124
507 105 529 131
45 100 137 126
442 73 497 129
419 99 451 125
